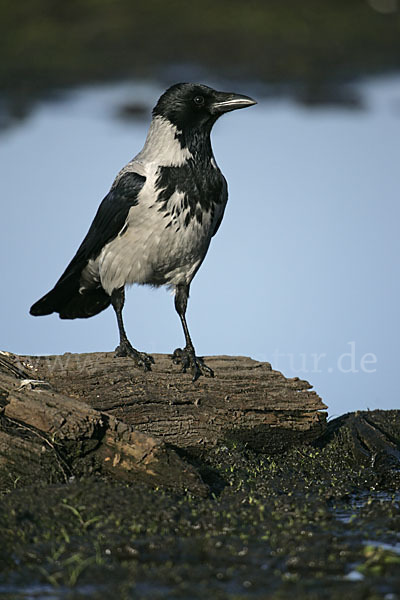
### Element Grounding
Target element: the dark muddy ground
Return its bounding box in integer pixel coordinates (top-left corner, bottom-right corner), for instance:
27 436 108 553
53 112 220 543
1 411 399 599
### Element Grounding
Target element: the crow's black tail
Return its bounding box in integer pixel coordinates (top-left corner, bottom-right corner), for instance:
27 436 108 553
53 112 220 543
30 273 111 319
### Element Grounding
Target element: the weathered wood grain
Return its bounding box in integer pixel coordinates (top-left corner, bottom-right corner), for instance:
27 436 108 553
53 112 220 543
0 350 327 494
13 351 327 451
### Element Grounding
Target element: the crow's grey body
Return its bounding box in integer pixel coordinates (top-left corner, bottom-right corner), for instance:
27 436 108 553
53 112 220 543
85 116 225 295
30 83 256 380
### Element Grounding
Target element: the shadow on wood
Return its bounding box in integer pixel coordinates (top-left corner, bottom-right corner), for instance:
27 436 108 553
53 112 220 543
0 350 327 494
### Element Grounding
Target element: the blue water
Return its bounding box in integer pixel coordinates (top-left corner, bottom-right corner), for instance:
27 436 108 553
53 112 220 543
1 76 399 417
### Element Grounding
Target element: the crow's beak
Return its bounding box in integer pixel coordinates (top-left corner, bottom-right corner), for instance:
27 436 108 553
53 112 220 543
211 92 257 114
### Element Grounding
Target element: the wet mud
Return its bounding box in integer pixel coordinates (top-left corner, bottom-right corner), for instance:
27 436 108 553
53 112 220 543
0 410 399 599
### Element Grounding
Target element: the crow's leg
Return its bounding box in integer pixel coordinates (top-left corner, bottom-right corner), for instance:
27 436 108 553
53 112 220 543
172 284 214 381
111 287 154 371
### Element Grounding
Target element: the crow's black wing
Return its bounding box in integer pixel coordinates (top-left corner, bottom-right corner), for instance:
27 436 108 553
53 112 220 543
212 173 228 238
30 171 146 318
62 171 146 273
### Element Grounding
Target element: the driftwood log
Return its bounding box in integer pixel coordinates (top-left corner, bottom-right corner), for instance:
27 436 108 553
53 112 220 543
0 350 327 494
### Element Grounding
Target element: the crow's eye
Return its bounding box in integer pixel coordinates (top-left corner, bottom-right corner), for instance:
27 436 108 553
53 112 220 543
193 95 205 106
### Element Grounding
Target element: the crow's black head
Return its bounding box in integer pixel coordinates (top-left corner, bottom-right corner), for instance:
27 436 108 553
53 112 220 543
153 83 256 132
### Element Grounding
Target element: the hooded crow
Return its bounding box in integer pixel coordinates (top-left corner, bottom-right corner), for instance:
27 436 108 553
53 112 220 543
30 83 256 381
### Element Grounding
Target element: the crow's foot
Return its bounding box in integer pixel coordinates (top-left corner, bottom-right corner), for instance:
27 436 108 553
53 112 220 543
114 341 154 372
172 347 214 382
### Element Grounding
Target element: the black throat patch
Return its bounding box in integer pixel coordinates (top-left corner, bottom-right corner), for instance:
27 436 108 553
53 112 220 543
154 158 225 229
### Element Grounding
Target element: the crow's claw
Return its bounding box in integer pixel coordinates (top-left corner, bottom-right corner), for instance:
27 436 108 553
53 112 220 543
172 347 214 382
115 341 154 372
